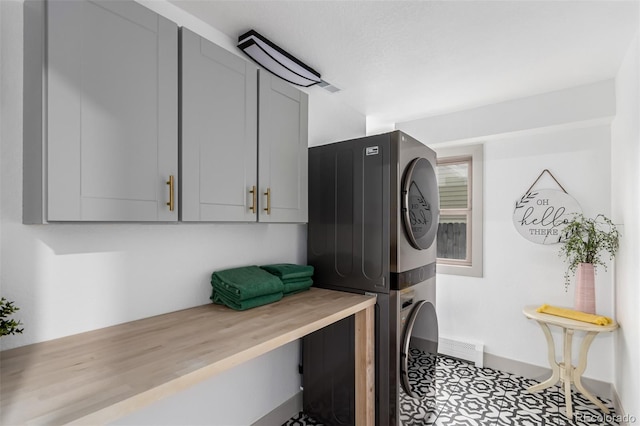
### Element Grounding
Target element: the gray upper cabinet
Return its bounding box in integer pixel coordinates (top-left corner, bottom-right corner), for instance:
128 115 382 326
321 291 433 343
180 30 308 223
23 0 178 222
23 1 307 224
180 28 258 222
258 71 309 223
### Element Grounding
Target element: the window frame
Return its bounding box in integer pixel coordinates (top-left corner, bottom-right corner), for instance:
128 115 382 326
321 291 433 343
434 144 483 277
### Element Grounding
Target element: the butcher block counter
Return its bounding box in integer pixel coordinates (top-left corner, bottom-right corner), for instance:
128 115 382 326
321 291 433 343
0 288 376 425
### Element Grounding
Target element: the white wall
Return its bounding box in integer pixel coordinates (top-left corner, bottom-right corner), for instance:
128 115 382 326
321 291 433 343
611 32 640 418
399 79 615 146
398 83 617 383
0 0 7 302
0 1 365 424
307 90 365 147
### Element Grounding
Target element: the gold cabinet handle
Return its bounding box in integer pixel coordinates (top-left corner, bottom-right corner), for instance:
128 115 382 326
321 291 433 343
249 185 257 213
166 175 175 212
263 187 271 214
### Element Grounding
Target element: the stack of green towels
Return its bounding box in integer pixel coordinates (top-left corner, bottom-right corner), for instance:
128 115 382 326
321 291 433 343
210 266 284 311
260 264 314 296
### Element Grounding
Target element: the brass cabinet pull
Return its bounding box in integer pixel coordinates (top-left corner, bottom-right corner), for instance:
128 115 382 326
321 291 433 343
249 185 257 213
264 187 271 214
166 175 175 211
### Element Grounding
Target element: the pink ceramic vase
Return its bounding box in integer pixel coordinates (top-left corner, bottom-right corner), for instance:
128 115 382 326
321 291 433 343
574 263 596 314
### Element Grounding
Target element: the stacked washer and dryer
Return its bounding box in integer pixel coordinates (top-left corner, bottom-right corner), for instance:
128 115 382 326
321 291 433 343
304 130 440 426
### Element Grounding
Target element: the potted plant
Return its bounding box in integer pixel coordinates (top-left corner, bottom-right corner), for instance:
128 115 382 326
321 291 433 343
558 214 620 314
1 297 24 338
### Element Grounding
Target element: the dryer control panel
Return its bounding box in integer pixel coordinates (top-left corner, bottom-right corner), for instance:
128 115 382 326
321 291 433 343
391 261 436 290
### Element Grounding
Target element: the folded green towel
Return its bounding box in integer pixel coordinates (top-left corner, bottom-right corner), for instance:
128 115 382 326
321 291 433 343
212 279 249 303
212 290 283 311
211 275 249 302
283 278 313 296
260 264 314 280
212 277 282 303
211 266 283 301
211 276 281 304
281 276 314 285
284 287 310 297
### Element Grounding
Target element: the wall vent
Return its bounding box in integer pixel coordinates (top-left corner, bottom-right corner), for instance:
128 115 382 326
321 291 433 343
317 80 341 93
439 337 484 367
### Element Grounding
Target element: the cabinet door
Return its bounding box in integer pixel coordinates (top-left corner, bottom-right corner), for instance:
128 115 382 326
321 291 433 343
47 0 178 221
258 72 309 223
180 28 258 222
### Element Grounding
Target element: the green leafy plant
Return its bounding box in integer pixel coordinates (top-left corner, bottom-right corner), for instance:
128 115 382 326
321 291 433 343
1 297 24 337
558 214 620 291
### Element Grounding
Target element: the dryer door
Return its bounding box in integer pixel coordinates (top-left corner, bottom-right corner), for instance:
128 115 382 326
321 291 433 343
402 157 439 250
400 300 439 398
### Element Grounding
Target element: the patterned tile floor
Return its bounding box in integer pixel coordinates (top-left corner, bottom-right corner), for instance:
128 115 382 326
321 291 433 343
284 353 618 426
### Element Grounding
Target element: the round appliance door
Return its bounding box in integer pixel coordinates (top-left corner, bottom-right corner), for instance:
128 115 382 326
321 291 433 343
402 157 439 250
400 300 439 398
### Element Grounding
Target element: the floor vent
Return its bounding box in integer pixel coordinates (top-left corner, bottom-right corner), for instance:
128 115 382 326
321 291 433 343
439 337 484 367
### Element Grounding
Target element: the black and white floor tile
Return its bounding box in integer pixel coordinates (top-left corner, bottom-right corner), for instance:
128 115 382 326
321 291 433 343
283 352 617 426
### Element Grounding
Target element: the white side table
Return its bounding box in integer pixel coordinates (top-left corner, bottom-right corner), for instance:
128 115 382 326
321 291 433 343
522 305 618 418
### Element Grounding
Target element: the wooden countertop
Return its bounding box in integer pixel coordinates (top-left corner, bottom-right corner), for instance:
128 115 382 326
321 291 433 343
1 288 376 425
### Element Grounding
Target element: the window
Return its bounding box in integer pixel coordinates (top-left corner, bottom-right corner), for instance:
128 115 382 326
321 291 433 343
435 144 483 277
437 157 471 264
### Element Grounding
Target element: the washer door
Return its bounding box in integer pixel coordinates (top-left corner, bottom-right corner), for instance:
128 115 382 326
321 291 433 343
402 157 439 250
400 300 439 398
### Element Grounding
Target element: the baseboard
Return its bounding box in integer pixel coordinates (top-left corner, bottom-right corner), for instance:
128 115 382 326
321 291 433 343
611 386 633 426
483 352 613 400
251 392 302 426
439 337 484 367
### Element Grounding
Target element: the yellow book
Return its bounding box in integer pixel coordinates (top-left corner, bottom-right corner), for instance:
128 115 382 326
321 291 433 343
536 304 612 326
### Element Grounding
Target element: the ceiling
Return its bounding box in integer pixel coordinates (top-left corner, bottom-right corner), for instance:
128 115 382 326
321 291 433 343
169 0 639 125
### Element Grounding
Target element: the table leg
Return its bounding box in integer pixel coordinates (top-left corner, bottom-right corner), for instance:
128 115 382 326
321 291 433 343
573 332 610 414
562 329 574 418
528 321 560 393
355 305 375 426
